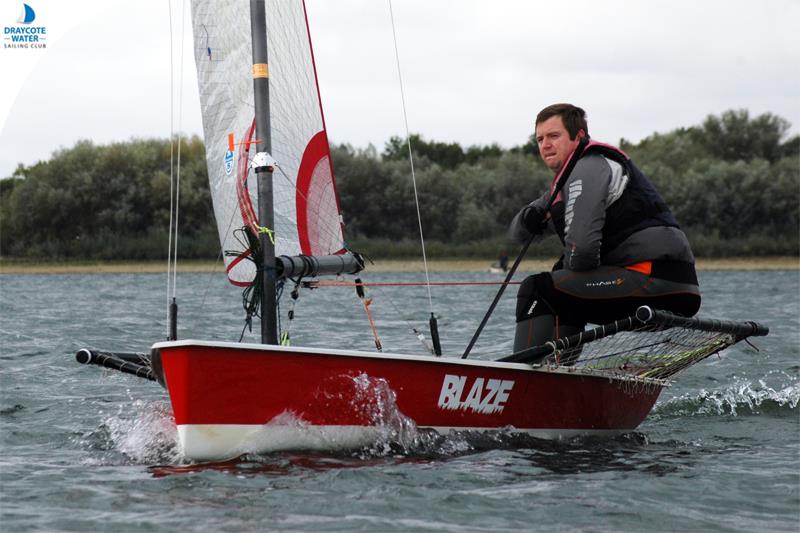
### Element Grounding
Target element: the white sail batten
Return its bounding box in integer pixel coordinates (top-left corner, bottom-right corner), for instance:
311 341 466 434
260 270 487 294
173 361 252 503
190 0 346 286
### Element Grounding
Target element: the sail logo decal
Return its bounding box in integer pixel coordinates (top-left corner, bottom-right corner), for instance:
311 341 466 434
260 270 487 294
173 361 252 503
437 374 514 414
4 3 47 49
224 149 234 175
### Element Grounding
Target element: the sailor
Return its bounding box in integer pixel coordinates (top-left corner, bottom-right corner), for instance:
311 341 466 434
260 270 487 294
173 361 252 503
498 252 509 272
510 103 701 356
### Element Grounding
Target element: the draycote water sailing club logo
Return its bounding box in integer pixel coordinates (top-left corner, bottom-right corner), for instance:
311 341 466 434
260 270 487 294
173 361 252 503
4 3 47 49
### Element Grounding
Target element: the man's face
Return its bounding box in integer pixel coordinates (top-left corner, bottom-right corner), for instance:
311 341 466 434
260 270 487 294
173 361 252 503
535 115 585 172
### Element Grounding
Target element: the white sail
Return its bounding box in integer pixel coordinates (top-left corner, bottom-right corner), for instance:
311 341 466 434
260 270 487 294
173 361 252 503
190 0 346 286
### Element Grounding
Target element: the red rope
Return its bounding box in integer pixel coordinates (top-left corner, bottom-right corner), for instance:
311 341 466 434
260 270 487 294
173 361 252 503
360 297 382 352
304 280 521 288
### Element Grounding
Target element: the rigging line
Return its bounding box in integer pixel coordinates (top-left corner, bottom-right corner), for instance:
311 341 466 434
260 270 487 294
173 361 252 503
171 0 188 300
198 248 225 311
301 273 430 354
388 0 434 314
166 0 176 331
275 278 370 348
363 281 438 354
199 203 240 311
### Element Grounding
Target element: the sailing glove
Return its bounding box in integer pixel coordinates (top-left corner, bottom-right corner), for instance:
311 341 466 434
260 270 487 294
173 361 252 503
522 205 547 235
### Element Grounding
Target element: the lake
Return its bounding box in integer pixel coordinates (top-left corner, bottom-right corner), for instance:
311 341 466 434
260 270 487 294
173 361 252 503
1 269 798 531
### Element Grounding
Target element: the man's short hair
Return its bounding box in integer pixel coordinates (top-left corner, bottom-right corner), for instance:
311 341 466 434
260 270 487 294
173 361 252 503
536 103 589 140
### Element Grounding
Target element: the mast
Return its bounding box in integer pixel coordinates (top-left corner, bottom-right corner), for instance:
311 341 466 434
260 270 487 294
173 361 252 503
250 0 278 345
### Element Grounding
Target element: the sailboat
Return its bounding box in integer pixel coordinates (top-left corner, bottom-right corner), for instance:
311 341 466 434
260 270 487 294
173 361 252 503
76 0 768 462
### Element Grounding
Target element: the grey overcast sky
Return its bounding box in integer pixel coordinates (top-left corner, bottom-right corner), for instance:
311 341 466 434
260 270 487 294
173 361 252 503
1 0 798 179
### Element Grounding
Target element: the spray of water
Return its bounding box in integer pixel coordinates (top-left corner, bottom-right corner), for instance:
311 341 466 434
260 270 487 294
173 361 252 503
653 373 799 418
102 399 181 464
348 373 419 455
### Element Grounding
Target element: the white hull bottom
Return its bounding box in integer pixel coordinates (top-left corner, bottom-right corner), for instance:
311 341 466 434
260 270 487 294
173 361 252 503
177 424 626 462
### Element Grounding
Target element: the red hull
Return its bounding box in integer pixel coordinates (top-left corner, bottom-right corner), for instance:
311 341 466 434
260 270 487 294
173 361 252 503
154 340 661 461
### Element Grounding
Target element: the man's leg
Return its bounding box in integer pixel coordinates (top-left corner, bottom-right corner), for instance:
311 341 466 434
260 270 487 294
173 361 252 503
513 273 586 354
549 264 701 323
513 264 700 362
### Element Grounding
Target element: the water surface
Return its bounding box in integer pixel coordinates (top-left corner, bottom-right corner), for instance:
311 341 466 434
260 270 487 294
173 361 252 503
1 269 798 531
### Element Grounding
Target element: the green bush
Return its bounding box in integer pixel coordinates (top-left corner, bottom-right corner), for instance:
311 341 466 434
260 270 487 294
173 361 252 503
1 110 798 261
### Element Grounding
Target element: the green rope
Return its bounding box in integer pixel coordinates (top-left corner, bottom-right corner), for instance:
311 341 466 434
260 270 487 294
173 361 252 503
280 331 290 346
257 225 275 245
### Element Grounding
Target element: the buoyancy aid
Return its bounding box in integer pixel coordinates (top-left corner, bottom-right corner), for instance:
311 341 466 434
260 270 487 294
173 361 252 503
549 141 679 258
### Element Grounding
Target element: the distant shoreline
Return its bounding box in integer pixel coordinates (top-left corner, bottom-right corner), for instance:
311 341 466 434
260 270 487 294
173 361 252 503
0 257 797 274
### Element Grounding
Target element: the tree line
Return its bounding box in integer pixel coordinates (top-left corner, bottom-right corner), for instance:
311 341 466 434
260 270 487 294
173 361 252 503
1 109 797 260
